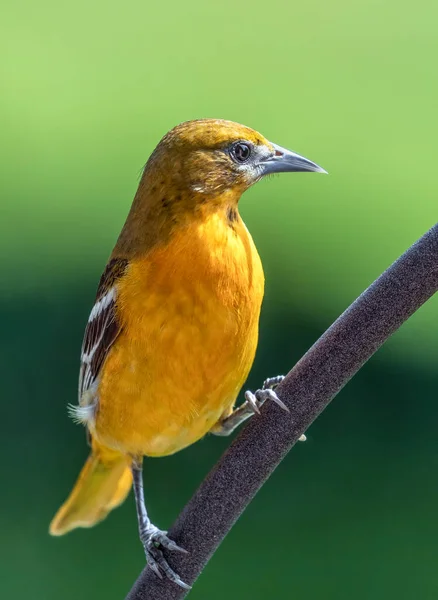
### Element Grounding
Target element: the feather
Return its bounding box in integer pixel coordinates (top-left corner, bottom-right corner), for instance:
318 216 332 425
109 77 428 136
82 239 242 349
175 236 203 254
74 258 129 417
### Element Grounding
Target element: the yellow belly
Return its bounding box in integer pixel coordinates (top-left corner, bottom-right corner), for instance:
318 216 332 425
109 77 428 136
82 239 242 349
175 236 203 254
93 211 264 457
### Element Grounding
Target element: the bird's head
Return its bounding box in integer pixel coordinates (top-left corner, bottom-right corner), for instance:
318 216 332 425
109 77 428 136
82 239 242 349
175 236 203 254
116 119 326 255
145 119 326 200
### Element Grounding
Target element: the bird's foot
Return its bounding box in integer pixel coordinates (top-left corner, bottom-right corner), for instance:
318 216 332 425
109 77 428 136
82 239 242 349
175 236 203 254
140 526 190 590
244 374 288 414
245 375 307 442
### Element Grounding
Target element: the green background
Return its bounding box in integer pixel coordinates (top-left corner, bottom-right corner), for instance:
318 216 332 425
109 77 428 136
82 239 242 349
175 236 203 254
2 0 438 598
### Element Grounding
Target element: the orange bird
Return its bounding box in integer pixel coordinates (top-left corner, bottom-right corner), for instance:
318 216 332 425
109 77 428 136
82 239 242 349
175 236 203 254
50 119 325 587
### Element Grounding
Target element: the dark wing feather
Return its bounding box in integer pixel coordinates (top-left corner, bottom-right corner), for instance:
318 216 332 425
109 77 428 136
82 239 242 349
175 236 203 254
78 257 128 400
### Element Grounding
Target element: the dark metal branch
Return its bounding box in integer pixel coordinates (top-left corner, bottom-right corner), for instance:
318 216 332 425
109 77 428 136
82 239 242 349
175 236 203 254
126 223 438 600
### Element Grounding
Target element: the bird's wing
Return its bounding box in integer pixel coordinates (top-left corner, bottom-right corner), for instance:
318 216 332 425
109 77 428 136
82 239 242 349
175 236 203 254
78 257 128 401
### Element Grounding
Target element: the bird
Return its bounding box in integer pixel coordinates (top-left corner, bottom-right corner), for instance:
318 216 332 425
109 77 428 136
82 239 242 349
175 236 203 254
49 119 326 588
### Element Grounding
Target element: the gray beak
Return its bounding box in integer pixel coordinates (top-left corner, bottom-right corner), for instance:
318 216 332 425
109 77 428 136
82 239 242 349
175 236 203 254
261 143 327 175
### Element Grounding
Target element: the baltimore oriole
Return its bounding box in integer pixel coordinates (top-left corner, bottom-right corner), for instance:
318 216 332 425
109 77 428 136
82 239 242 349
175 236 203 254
50 119 325 587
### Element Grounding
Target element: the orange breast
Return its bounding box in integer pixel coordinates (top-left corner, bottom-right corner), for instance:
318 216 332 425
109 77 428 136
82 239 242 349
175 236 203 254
94 211 264 457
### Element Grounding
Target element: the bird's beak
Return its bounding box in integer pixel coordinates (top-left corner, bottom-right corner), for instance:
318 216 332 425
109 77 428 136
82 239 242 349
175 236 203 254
261 143 327 175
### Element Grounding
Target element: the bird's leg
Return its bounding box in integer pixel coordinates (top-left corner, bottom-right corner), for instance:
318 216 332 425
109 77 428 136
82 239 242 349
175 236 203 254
131 458 190 590
211 375 307 441
210 402 257 436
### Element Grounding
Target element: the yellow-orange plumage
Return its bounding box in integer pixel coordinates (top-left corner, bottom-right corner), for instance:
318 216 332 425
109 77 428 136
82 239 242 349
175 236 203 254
50 119 325 581
97 207 264 456
49 437 132 535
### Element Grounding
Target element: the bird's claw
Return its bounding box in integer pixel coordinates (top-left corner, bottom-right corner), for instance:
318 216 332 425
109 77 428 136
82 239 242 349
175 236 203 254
245 375 307 442
257 388 289 412
142 528 191 590
244 390 261 414
244 373 289 415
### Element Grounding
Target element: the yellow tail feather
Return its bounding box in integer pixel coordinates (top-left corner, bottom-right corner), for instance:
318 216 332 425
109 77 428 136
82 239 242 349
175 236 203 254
49 439 133 536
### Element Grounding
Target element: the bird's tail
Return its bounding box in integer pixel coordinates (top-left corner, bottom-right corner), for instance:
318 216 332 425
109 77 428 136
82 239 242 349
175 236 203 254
49 437 133 536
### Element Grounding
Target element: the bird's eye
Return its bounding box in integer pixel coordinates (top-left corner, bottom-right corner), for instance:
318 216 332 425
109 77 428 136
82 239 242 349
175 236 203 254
231 142 252 163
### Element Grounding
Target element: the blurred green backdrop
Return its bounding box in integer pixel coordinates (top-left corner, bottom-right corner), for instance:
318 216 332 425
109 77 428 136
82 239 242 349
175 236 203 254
2 0 438 598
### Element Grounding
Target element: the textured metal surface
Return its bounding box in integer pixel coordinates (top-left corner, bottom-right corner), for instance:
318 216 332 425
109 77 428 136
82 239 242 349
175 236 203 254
126 224 438 600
